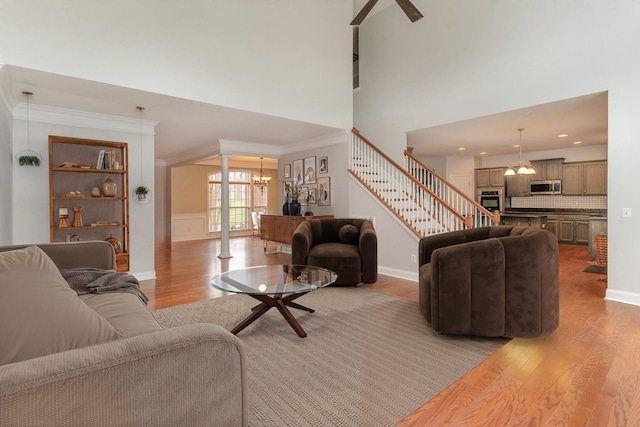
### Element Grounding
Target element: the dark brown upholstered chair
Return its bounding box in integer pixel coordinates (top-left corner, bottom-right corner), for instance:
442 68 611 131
418 226 559 338
292 218 377 286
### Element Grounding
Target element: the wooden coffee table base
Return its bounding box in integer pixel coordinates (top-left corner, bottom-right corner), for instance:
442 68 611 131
230 293 314 338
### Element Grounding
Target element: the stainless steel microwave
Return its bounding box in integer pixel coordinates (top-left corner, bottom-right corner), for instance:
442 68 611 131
530 180 562 195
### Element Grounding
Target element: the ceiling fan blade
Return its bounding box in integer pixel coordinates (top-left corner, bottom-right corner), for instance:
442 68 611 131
350 0 380 26
395 0 424 22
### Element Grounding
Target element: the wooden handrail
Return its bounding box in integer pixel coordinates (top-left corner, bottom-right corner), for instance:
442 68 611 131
351 129 467 224
404 149 498 222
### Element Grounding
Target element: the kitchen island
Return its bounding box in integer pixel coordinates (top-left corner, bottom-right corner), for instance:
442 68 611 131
501 209 607 249
500 212 548 229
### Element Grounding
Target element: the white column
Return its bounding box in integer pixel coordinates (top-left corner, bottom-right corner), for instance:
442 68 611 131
218 154 232 259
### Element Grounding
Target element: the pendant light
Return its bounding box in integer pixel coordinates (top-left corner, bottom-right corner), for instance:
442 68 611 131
15 91 42 166
253 157 271 193
504 128 536 176
133 106 151 204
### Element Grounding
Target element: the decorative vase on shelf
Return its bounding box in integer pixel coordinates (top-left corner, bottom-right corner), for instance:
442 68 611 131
289 200 301 216
282 194 291 215
102 178 117 197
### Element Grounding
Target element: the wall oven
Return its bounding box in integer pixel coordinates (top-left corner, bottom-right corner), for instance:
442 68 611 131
478 189 503 212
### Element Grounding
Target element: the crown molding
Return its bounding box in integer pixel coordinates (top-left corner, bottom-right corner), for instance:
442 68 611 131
11 103 158 135
278 130 348 154
0 64 14 114
218 139 281 157
164 131 348 166
165 140 222 167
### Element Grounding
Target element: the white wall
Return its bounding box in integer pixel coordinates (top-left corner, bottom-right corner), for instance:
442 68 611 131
353 0 640 304
349 178 420 281
154 160 168 244
0 1 353 131
0 73 12 244
10 105 156 279
279 135 350 218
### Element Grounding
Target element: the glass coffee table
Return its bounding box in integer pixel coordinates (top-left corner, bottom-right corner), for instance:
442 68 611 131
210 265 337 338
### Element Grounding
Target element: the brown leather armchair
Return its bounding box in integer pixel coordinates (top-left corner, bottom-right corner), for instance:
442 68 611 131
292 218 377 286
418 226 559 338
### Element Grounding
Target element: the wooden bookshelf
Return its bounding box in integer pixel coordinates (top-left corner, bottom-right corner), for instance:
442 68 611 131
49 136 130 271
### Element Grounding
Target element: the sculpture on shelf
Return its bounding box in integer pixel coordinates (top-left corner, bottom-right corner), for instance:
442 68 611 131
72 207 83 228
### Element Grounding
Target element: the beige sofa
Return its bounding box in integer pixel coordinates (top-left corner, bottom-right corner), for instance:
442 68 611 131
0 241 247 427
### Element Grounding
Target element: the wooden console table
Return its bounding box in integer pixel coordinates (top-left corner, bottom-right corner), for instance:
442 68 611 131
260 215 334 251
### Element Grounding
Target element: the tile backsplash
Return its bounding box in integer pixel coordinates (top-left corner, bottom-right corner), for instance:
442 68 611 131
511 195 607 210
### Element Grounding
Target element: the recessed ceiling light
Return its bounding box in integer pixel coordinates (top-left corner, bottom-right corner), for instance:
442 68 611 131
458 147 466 151
479 151 487 155
558 134 569 138
572 141 582 145
513 144 520 148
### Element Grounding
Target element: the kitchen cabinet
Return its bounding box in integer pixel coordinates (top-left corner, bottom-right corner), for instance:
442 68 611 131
505 174 530 197
476 168 505 188
583 161 607 195
49 136 130 271
558 215 589 244
530 159 564 181
562 163 583 195
563 161 607 196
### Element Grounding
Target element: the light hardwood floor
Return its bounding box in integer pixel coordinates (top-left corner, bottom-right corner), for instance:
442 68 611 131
142 237 640 426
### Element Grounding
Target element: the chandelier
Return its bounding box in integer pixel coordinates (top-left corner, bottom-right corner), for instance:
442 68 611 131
252 157 271 192
504 128 536 176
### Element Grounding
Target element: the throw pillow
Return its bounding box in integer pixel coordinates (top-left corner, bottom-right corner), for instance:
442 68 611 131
0 245 121 366
338 224 360 245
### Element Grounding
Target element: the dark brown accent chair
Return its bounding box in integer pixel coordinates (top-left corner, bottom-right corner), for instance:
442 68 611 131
292 218 377 286
418 226 559 338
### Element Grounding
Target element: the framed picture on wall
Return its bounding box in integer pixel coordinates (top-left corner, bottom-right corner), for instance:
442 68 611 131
292 159 304 185
317 177 331 206
308 187 317 204
319 156 328 174
304 156 316 184
284 163 291 179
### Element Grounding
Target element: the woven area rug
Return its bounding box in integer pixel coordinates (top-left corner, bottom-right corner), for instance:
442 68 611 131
153 287 507 427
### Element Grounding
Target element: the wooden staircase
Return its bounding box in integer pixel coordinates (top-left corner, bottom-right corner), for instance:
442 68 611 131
349 129 499 238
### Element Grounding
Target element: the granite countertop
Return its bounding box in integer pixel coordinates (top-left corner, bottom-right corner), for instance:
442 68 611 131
503 208 607 217
500 212 548 218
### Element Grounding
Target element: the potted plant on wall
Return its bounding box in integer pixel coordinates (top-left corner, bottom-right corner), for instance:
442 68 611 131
17 154 41 166
134 185 150 203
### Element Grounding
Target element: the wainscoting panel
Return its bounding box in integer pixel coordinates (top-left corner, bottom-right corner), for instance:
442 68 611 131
172 213 208 242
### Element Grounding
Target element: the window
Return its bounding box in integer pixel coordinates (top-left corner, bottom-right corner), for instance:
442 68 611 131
253 185 267 214
208 171 251 232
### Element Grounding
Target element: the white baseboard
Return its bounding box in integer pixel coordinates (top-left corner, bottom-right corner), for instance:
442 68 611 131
605 289 640 307
378 266 418 283
132 270 156 281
